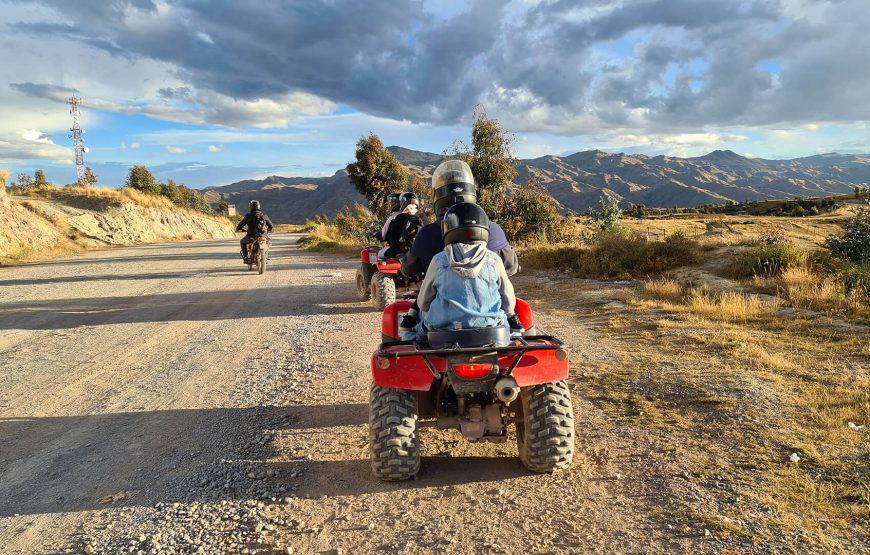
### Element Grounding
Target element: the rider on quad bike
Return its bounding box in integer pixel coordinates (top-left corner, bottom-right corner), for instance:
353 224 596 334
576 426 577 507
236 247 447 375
414 202 524 341
382 192 422 259
399 160 519 337
236 200 274 262
377 193 402 242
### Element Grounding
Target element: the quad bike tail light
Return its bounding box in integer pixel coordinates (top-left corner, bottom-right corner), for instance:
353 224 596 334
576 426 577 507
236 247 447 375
452 363 494 379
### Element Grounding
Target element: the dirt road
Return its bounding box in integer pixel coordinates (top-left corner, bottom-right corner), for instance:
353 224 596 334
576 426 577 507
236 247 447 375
0 235 705 554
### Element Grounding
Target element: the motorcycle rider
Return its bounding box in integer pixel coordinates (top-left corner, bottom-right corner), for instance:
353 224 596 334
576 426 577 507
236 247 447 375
414 202 522 341
400 160 518 335
382 192 422 259
236 200 274 262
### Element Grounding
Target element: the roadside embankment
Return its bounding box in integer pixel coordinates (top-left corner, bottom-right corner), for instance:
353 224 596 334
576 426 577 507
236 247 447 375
0 180 235 264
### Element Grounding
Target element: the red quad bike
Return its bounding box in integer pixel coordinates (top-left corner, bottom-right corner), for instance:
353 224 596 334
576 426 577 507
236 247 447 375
356 247 418 310
368 299 574 481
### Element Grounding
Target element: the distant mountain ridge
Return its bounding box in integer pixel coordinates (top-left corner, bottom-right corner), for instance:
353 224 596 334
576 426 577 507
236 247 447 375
206 147 870 223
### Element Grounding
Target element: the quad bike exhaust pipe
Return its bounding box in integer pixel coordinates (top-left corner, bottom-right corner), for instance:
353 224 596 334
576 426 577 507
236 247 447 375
495 376 520 404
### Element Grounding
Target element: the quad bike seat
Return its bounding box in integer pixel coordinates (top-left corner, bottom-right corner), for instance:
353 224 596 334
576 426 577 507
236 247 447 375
427 326 511 349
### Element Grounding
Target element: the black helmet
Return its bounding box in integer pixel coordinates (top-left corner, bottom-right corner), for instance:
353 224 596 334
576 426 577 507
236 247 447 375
399 191 419 211
387 193 401 213
250 200 260 211
442 202 489 245
431 160 477 217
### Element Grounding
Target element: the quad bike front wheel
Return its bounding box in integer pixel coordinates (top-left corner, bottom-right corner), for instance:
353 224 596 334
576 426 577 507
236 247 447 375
356 264 374 301
370 272 396 310
369 385 420 481
516 380 574 473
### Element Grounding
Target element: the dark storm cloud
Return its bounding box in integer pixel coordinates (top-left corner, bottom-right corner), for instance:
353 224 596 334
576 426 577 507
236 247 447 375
10 0 870 132
10 82 79 101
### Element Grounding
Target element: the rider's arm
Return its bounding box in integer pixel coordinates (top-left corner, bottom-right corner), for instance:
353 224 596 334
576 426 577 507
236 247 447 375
417 260 439 312
235 214 249 232
498 245 520 277
494 255 517 315
264 215 275 231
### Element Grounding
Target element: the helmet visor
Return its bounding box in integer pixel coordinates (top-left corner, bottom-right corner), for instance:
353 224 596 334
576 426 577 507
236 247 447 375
432 160 475 193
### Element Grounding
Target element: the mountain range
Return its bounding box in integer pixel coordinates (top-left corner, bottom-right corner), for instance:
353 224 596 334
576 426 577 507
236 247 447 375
205 147 870 223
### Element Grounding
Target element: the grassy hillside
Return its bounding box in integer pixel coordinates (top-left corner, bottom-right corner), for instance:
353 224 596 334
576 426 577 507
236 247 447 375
1 182 235 264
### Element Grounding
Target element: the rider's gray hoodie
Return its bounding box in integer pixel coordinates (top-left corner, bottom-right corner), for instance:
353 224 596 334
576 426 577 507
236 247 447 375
417 241 516 317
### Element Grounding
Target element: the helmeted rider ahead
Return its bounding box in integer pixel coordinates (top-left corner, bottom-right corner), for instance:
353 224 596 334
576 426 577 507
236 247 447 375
378 193 402 242
236 200 274 262
414 202 521 341
400 160 519 336
382 192 422 259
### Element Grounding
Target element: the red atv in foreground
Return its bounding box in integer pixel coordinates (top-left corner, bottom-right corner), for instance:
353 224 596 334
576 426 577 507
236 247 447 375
369 299 574 481
356 247 419 310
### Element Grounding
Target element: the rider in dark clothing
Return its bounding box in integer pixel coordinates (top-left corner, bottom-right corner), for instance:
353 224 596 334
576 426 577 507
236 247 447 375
399 160 519 336
236 200 274 261
401 160 518 278
404 219 516 276
383 192 422 259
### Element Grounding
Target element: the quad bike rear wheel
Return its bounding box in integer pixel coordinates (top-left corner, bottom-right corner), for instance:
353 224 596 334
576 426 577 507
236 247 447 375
370 272 396 310
257 251 266 274
369 385 420 481
516 380 574 473
356 264 374 301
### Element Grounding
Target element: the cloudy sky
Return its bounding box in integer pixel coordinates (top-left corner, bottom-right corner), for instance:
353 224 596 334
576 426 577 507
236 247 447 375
2 0 869 188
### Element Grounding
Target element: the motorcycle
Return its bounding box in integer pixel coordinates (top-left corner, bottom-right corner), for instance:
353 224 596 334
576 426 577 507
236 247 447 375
245 235 270 274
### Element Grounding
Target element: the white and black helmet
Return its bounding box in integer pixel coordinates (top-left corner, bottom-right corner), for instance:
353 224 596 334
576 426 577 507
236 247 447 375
441 202 490 245
250 200 260 211
431 160 477 217
399 191 419 211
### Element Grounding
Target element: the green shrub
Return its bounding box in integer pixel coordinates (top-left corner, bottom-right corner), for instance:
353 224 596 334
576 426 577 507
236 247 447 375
726 242 808 278
333 204 377 244
498 179 569 243
824 207 870 264
589 197 622 232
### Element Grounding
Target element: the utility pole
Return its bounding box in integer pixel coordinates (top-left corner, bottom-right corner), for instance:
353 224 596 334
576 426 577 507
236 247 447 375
66 96 88 186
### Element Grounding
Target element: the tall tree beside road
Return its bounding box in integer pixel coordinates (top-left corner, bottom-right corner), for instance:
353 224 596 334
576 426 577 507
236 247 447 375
125 165 159 195
346 133 409 219
448 106 518 220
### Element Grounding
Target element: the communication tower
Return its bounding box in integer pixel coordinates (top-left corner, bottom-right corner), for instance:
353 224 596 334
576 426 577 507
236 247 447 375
66 96 88 186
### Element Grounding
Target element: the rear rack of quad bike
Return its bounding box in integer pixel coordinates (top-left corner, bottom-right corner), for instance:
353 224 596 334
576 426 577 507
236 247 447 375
376 335 569 379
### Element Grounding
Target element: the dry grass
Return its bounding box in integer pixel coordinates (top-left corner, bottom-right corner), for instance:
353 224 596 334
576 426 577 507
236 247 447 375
298 222 362 254
642 277 683 301
527 269 868 547
17 184 230 223
521 229 702 278
781 266 868 315
686 290 780 322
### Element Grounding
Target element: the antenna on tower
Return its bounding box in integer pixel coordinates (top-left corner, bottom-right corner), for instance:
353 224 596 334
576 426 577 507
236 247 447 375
66 96 88 186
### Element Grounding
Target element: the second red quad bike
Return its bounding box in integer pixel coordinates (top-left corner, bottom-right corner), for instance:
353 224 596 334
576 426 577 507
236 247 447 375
369 299 574 481
356 246 418 310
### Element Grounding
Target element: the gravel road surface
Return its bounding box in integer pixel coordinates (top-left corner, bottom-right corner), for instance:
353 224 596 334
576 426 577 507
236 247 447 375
0 235 680 554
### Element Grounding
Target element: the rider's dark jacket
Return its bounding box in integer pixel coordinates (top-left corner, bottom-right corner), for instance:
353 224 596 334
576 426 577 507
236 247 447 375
402 221 518 278
236 210 274 237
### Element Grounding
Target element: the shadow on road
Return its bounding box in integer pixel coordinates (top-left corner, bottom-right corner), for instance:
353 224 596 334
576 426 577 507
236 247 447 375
0 402 528 517
0 268 244 287
0 283 372 330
